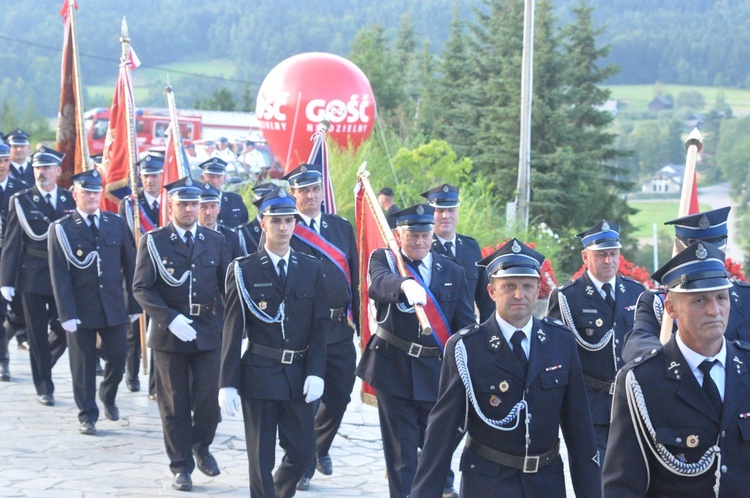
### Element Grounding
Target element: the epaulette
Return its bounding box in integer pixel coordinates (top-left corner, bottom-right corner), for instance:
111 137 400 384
733 280 750 289
733 339 750 351
54 213 73 224
541 316 567 329
556 278 578 291
619 275 642 285
628 347 660 367
327 212 349 222
457 233 477 243
150 225 169 234
295 251 319 262
457 323 481 337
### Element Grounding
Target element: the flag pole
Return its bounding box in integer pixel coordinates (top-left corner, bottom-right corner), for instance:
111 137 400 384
67 0 91 171
659 128 702 344
357 162 432 336
164 81 188 178
119 17 148 374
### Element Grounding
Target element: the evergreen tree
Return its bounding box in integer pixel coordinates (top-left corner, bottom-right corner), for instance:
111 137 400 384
348 25 403 116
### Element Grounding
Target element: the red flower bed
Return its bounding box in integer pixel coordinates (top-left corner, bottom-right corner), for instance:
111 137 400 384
481 241 558 299
571 256 654 289
725 257 747 282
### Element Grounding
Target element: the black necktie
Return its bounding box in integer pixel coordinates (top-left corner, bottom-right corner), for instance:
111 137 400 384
698 359 723 416
309 219 316 232
87 214 99 237
152 200 159 212
408 258 422 279
45 193 53 207
444 241 454 257
511 331 528 373
602 283 615 312
278 259 287 285
184 230 194 251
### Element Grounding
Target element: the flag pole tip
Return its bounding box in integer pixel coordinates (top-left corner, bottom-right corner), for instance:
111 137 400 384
685 127 702 152
356 161 369 178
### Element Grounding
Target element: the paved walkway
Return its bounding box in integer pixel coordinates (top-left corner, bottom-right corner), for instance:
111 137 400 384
0 342 577 497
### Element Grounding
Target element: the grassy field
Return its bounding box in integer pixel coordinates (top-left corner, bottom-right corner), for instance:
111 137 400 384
629 199 712 239
606 84 750 115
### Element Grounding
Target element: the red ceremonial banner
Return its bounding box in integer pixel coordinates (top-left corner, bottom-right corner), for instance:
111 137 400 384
55 0 82 188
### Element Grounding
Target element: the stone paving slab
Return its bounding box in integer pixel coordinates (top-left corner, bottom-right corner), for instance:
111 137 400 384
0 342 576 496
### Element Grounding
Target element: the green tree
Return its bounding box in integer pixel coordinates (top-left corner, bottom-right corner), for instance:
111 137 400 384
348 25 403 116
194 87 237 111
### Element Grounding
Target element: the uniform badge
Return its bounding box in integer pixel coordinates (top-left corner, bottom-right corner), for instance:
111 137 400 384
198 232 205 241
170 233 178 241
686 435 699 448
602 220 610 232
586 286 594 296
489 395 501 407
300 165 308 173
442 184 450 193
185 177 193 186
76 249 83 257
435 262 442 271
499 380 509 393
416 205 424 215
619 283 626 294
279 189 287 198
698 214 710 230
536 329 546 343
595 318 603 327
167 268 174 275
321 220 328 229
695 243 708 260
511 240 521 253
258 301 267 310
253 226 259 233
489 334 501 350
33 195 39 202
60 195 67 202
585 328 594 336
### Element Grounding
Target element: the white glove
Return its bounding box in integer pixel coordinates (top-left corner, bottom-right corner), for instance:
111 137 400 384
1 286 15 302
218 387 241 417
130 314 140 323
303 375 325 403
401 279 427 306
168 314 197 342
62 319 81 333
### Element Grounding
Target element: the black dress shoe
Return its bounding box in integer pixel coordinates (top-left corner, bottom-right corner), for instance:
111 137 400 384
79 421 96 435
172 472 192 491
194 451 220 477
0 364 10 382
38 393 55 406
442 486 459 498
104 404 120 421
296 477 310 491
126 378 140 392
316 454 333 475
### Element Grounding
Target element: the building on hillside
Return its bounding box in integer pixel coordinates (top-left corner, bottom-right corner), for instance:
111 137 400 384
648 95 674 112
641 164 684 194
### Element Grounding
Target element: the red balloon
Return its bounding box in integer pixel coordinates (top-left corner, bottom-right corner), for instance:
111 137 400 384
256 52 376 172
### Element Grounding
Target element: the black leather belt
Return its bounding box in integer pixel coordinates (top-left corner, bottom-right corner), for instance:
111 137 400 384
584 375 615 395
169 299 217 317
24 247 48 259
466 436 560 473
375 327 441 358
330 307 346 321
249 342 307 364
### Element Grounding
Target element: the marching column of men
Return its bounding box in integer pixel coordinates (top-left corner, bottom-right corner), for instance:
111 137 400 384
5 138 750 498
282 164 360 491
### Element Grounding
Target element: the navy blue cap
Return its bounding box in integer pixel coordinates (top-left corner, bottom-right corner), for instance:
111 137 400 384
71 170 103 192
252 182 275 200
199 157 227 175
665 207 730 249
139 151 165 175
283 163 323 188
393 204 435 231
245 139 256 146
4 129 29 146
421 184 460 208
32 146 65 167
164 176 201 201
0 143 9 157
217 137 228 144
199 182 221 203
252 187 298 217
577 220 621 250
651 241 730 293
477 238 545 279
90 153 103 165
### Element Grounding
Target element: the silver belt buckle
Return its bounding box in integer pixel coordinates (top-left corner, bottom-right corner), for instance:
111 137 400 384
609 382 615 395
281 349 294 364
190 304 201 316
523 455 540 473
408 343 423 358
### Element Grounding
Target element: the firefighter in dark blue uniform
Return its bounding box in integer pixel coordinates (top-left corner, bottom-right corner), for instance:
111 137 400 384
422 184 494 325
133 177 229 492
48 170 139 434
198 183 243 260
280 164 360 491
604 241 750 497
198 157 248 228
236 183 274 256
412 239 602 498
219 186 329 498
623 207 750 363
356 204 476 498
118 152 164 393
546 220 644 460
0 143 27 381
0 146 75 406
